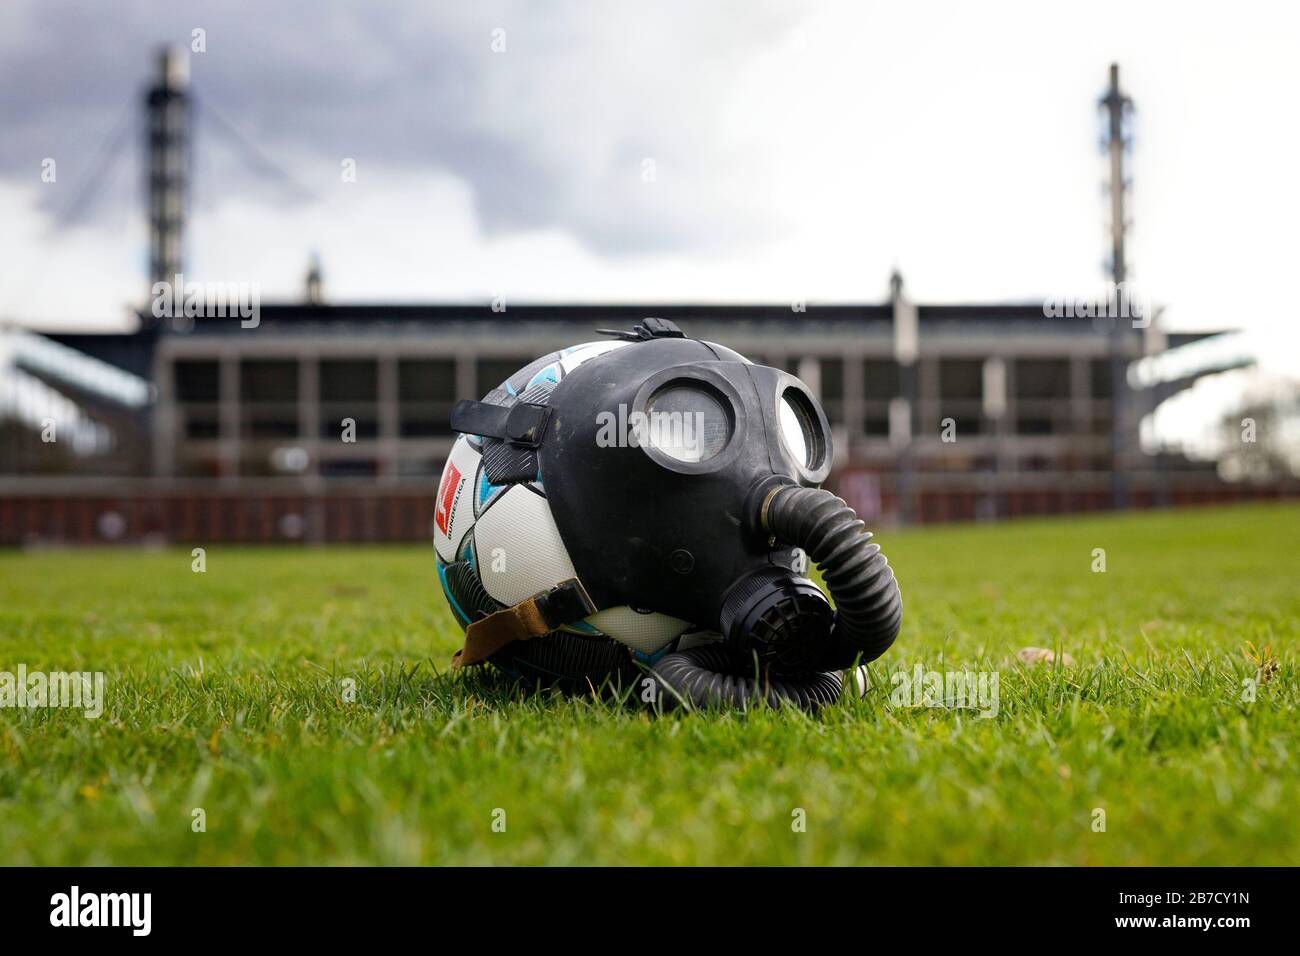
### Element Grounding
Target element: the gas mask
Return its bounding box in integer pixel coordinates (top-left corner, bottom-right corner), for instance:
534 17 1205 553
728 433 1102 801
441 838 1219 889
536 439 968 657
447 318 902 710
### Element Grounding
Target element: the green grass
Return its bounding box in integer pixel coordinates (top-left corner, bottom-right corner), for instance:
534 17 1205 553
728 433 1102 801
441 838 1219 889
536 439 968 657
0 502 1296 865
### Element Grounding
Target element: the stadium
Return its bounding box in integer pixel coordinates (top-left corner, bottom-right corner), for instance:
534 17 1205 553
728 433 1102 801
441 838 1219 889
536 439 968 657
0 3 1297 899
4 53 1295 542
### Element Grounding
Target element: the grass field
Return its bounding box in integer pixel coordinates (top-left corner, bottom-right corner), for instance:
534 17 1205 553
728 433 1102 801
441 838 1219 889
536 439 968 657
0 502 1296 866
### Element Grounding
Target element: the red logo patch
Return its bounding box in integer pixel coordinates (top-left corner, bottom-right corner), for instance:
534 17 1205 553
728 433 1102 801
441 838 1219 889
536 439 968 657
435 462 463 536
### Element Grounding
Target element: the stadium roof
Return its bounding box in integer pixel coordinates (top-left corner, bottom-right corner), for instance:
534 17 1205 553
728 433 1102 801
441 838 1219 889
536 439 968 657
134 300 1230 334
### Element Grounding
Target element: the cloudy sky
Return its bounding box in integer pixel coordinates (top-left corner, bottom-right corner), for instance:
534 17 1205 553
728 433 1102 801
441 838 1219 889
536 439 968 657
2 0 1297 339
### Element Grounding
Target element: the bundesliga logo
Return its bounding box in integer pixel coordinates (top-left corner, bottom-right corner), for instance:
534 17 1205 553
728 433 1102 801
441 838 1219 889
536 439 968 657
435 461 464 536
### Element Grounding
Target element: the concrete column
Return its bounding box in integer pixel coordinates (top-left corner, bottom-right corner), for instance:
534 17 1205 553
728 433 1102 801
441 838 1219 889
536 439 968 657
794 355 817 394
454 352 476 402
1000 358 1017 475
151 349 176 477
378 354 399 483
1070 355 1090 443
842 355 865 459
299 355 319 477
218 350 240 483
980 356 1008 519
918 357 940 439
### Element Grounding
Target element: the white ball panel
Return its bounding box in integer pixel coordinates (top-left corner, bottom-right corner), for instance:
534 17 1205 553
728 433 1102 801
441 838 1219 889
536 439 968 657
474 484 578 607
473 461 509 518
585 606 690 654
433 436 482 563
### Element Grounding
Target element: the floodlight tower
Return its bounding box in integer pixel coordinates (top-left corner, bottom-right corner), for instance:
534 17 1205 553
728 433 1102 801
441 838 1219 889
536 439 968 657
1100 63 1133 510
145 46 190 298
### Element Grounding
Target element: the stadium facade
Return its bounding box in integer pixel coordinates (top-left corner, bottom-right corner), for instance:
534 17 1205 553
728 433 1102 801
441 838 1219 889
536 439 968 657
4 278 1268 545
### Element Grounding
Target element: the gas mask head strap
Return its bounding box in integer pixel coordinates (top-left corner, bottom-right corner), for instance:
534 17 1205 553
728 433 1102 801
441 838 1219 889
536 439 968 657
450 399 550 447
450 578 596 669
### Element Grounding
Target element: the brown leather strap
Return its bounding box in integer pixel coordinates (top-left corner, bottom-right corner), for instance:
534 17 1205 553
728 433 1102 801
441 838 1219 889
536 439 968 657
452 598 550 668
451 578 595 669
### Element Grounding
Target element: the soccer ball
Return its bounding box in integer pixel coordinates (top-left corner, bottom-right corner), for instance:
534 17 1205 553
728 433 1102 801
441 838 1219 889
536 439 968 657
433 340 717 686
